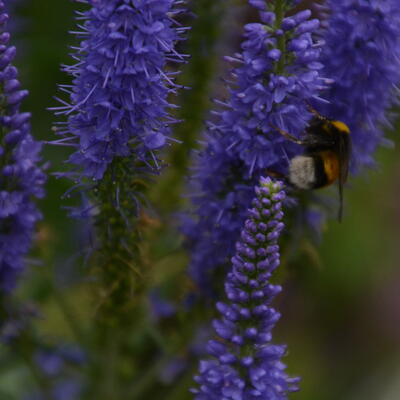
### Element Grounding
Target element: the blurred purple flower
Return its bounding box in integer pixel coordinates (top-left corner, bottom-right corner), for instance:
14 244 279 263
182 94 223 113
149 289 177 321
0 1 46 292
34 344 86 376
319 0 400 171
183 1 326 294
27 345 86 400
1 305 84 400
35 350 65 376
160 356 187 384
25 380 83 400
52 0 185 182
3 0 28 36
192 177 299 399
0 302 39 343
51 380 83 400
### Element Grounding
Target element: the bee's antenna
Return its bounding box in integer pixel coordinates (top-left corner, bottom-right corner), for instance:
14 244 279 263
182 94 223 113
269 124 306 145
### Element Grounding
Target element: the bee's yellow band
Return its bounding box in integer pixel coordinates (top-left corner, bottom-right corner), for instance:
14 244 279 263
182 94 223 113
331 120 350 134
321 151 339 185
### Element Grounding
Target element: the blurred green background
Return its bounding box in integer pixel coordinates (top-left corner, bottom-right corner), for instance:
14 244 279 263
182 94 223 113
1 0 400 399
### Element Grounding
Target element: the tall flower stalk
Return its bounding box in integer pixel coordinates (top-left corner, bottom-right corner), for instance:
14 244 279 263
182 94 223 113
52 0 186 397
192 177 298 399
52 0 185 312
183 0 326 295
0 1 45 293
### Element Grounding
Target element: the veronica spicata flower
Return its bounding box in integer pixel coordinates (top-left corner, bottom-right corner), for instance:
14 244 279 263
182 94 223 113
319 0 400 171
25 345 86 400
192 177 298 400
183 0 326 294
0 2 45 292
52 0 185 182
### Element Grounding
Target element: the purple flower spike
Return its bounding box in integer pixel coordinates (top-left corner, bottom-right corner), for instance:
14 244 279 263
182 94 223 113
53 0 185 182
0 2 45 292
192 177 299 400
320 0 400 171
183 1 325 295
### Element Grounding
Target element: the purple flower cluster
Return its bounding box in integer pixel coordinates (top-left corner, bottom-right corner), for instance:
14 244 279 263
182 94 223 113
53 0 185 182
0 2 45 292
320 0 400 171
183 1 326 294
192 177 298 400
25 345 86 400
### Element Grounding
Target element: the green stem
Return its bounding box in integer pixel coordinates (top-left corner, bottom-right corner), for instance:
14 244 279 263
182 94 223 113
128 355 170 399
274 0 287 75
88 159 149 399
51 284 87 346
98 330 120 400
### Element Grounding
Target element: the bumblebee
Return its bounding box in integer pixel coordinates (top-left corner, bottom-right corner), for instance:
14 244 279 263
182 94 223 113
272 109 351 221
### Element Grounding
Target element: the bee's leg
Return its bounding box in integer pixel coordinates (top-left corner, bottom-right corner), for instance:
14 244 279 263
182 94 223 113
263 169 285 179
305 103 328 121
270 125 306 146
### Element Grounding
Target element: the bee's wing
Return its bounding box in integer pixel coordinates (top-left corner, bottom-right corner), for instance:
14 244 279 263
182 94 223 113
337 135 351 221
337 173 344 222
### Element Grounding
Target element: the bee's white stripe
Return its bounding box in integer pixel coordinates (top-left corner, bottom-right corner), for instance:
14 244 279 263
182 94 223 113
289 156 315 190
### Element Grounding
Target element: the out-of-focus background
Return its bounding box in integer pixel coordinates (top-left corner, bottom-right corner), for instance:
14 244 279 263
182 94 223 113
1 1 399 399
